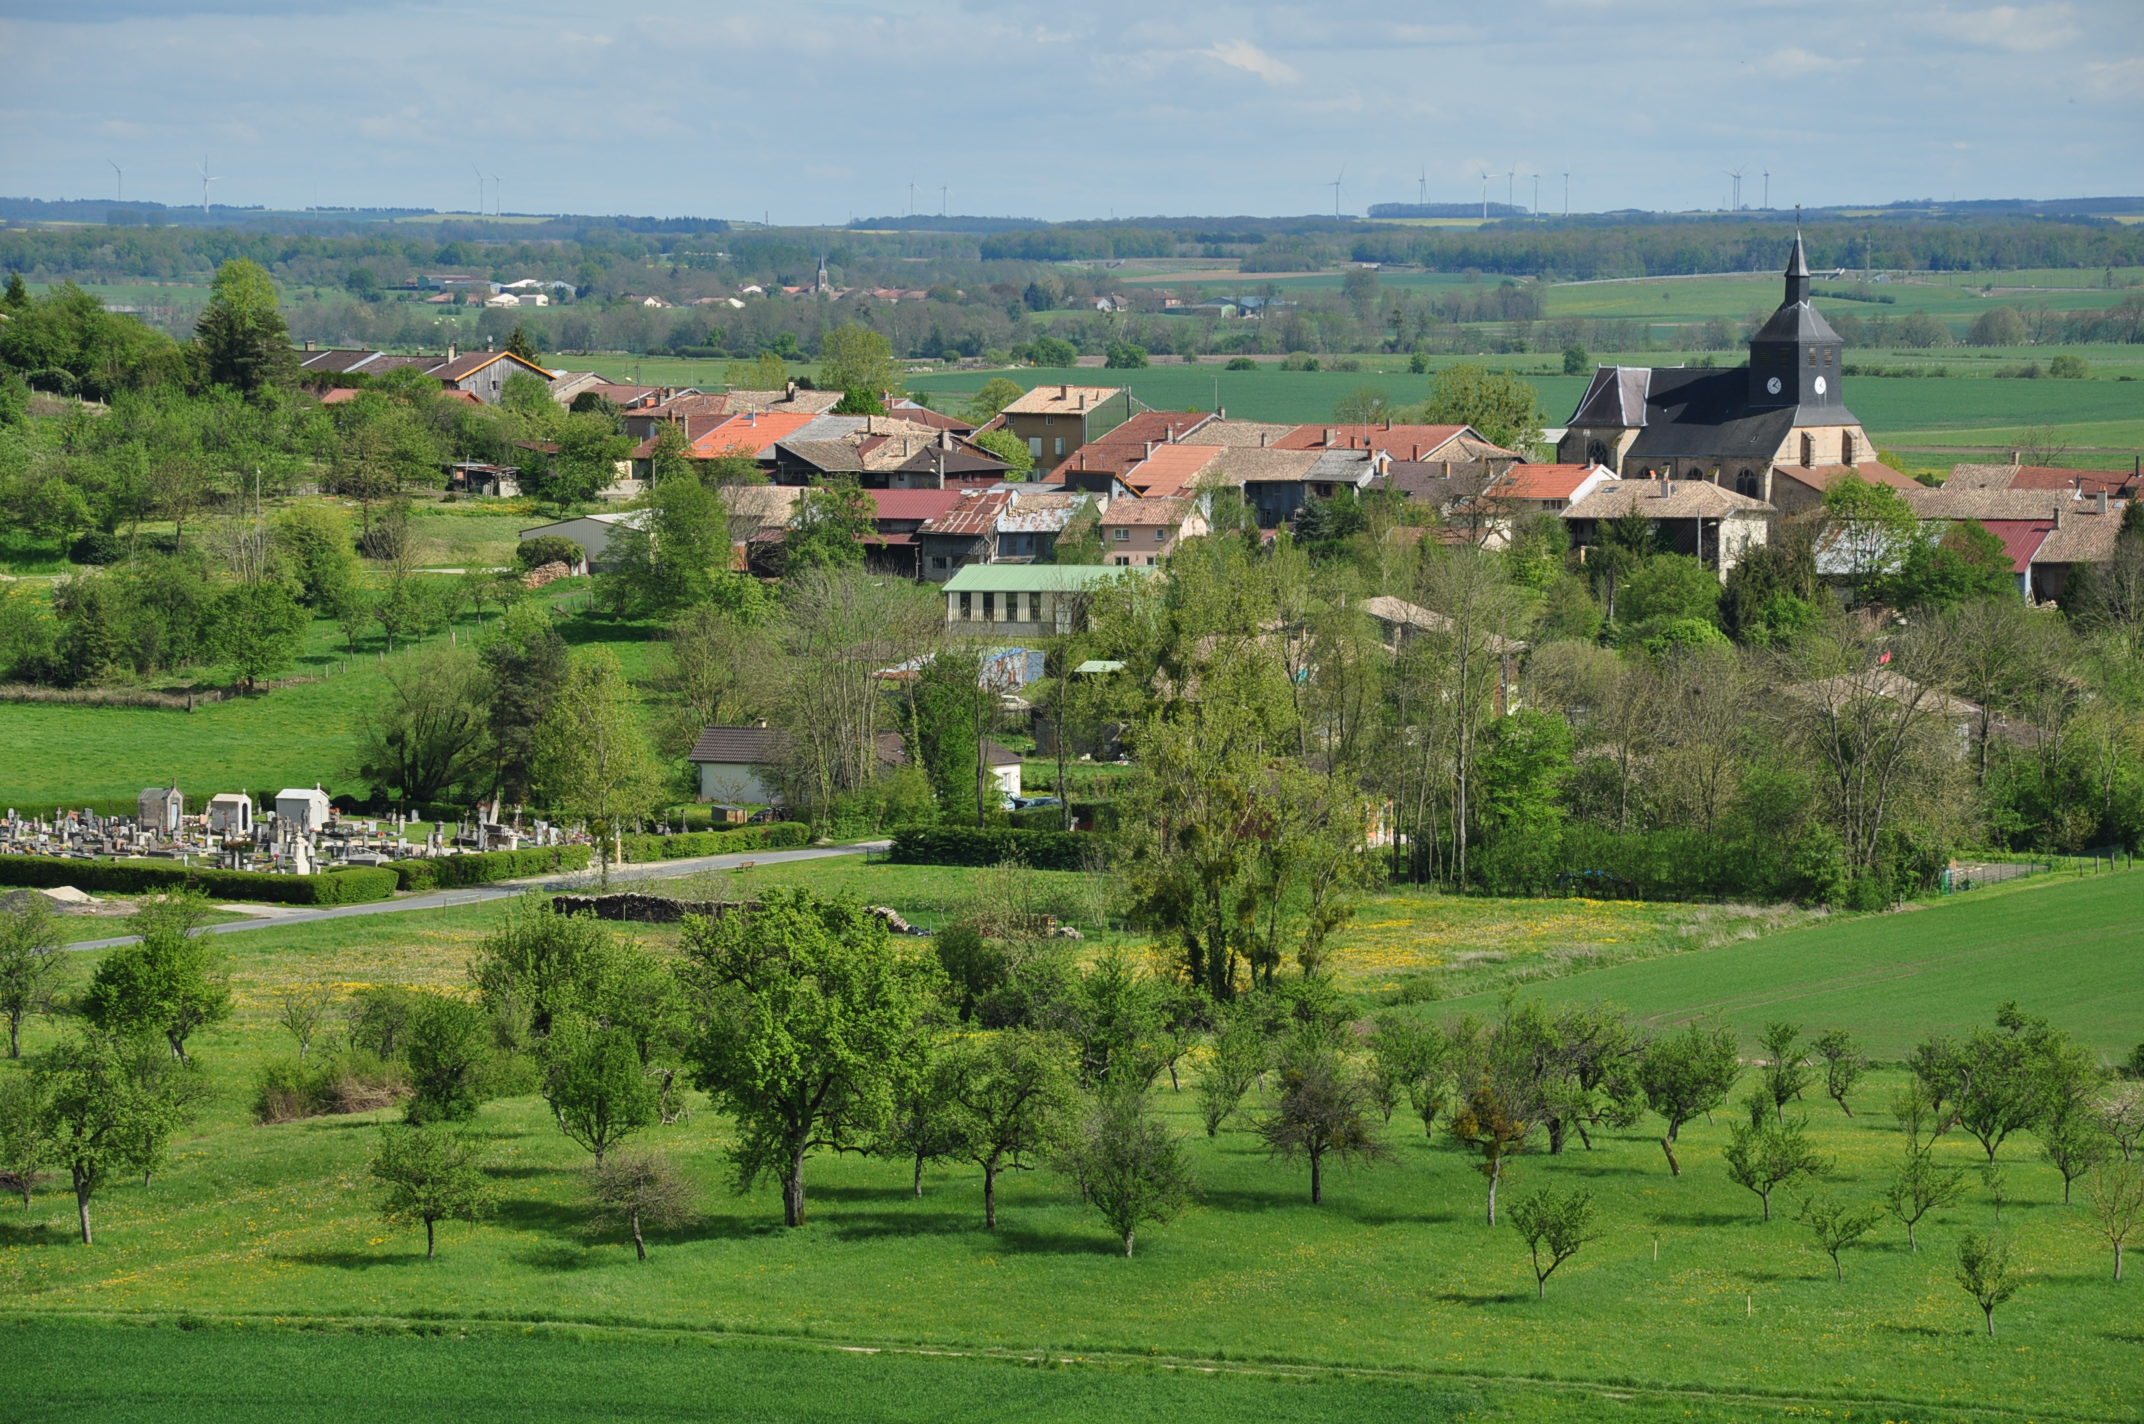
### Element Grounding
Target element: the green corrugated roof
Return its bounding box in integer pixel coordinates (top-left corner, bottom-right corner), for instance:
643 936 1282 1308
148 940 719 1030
941 564 1154 594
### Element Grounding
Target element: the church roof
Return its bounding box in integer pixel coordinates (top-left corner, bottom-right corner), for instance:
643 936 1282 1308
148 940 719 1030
1569 366 1653 427
1623 369 1800 461
1749 300 1843 345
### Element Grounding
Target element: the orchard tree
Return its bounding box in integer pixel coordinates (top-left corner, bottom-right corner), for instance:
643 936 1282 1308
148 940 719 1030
1883 1147 1966 1252
80 893 229 1064
370 1124 493 1258
1759 1022 1814 1122
1057 1086 1195 1258
1793 1192 1883 1281
1449 1077 1534 1224
402 994 494 1124
1194 1013 1265 1137
1508 1186 1598 1298
0 891 65 1057
1259 1047 1390 1205
946 1029 1079 1228
1954 1231 2019 1337
1813 1029 1867 1116
1722 1094 1831 1221
588 1150 695 1261
542 1017 659 1165
35 1033 196 1244
684 889 942 1227
1639 1022 1741 1175
2084 1160 2143 1282
0 1070 50 1206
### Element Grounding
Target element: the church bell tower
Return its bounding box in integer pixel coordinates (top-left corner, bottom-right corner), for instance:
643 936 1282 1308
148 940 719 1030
1747 231 1845 412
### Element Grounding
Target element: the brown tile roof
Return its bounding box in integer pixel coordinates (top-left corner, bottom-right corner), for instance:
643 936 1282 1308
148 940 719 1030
1199 447 1322 488
1199 419 1299 448
1564 478 1775 520
1949 463 2143 499
1274 423 1475 456
1001 384 1122 415
1101 496 1195 528
2033 508 2126 565
1771 461 1922 494
689 725 785 764
1902 488 2082 522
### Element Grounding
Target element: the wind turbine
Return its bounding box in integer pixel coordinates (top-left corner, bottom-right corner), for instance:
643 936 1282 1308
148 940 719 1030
1506 170 1515 212
108 160 123 202
1531 173 1540 216
1325 163 1345 218
471 164 485 216
1762 170 1770 210
1480 173 1489 220
1418 167 1427 207
1725 168 1744 211
198 157 221 214
490 174 501 216
1563 171 1571 217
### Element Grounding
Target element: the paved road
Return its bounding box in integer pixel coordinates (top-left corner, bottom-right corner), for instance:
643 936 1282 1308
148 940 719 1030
63 840 888 952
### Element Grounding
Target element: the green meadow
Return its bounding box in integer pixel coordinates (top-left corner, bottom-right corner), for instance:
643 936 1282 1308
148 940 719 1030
3 873 2139 1423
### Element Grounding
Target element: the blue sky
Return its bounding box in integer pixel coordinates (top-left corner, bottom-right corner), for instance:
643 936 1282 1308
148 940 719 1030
2 0 2138 222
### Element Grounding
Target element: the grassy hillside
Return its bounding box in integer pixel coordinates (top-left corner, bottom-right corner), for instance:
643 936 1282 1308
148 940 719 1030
1434 868 2144 1057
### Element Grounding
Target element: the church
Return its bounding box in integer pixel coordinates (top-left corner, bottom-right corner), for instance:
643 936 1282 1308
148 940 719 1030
1554 235 1908 513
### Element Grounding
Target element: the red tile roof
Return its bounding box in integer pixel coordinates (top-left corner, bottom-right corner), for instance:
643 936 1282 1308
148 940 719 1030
689 411 820 459
2009 465 2144 498
1494 463 1601 501
1123 443 1223 498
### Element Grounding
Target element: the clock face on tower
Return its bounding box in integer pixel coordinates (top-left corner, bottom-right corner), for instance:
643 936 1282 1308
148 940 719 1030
1814 376 1828 396
1766 377 1782 395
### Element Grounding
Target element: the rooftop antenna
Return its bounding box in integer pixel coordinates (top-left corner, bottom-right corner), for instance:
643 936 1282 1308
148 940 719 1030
198 156 221 215
108 160 123 202
1325 162 1346 218
490 174 501 216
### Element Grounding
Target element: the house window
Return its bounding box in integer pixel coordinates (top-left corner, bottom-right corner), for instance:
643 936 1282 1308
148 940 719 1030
982 592 995 621
1054 437 1066 456
1114 528 1130 542
1028 437 1042 457
1114 556 1130 566
1026 592 1041 621
959 592 972 619
1045 415 1055 426
1153 528 1166 542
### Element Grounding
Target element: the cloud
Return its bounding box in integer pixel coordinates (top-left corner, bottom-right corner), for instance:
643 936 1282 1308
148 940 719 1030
1203 39 1299 85
1936 4 2080 53
2080 56 2143 98
1773 46 1855 77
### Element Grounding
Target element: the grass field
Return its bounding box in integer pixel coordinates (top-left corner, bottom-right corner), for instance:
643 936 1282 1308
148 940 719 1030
4 872 2140 1422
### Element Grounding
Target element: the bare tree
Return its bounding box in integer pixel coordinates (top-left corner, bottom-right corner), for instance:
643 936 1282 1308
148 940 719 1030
275 984 337 1060
588 1150 696 1261
2085 1160 2144 1282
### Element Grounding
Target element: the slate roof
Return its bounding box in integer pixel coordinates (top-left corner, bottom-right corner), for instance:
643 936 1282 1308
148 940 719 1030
1563 478 1776 521
1569 367 1653 427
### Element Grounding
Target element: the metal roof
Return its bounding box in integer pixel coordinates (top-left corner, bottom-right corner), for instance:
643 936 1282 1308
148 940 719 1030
942 564 1154 594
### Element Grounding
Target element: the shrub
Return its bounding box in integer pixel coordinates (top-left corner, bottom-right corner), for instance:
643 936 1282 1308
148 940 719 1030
252 1049 407 1123
616 822 811 863
68 531 125 566
517 535 584 571
0 857 395 905
1280 352 1321 372
889 825 1093 871
387 845 593 891
1225 357 1257 371
2048 354 2090 380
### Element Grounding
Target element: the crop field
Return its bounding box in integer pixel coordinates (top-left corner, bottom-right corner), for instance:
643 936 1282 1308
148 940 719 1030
4 870 2139 1423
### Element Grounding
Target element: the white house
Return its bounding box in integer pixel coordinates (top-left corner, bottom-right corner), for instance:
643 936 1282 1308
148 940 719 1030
274 786 332 834
519 510 651 571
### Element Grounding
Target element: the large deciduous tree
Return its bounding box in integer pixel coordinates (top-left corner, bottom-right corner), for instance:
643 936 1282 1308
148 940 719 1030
34 1033 196 1244
80 893 228 1064
531 647 666 883
355 643 494 805
194 259 296 394
683 889 942 1227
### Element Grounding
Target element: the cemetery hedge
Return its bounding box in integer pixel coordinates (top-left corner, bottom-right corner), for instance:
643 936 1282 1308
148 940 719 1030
386 845 594 892
616 822 811 862
888 825 1092 871
0 857 397 905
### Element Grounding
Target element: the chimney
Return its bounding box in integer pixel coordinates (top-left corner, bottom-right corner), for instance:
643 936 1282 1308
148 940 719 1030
1060 384 1070 398
2096 489 2109 516
2054 503 2063 530
446 344 457 362
1324 428 1338 447
2011 449 2021 465
303 339 314 351
1145 441 1156 459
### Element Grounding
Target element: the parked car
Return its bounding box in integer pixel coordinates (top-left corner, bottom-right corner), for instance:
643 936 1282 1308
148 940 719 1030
746 807 781 824
1011 795 1064 810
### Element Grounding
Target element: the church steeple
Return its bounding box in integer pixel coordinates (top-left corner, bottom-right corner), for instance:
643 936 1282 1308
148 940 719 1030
1783 228 1811 306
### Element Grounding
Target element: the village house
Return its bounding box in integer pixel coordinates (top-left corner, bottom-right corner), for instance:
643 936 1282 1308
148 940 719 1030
998 385 1132 475
941 563 1152 637
1562 477 1774 578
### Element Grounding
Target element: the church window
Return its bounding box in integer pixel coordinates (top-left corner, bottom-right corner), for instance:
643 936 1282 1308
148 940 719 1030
1842 431 1857 464
1585 439 1610 467
1801 433 1815 467
1808 349 1818 367
1735 468 1759 496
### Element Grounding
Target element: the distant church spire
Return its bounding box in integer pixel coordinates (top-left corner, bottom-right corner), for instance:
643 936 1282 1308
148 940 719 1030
1784 208 1810 304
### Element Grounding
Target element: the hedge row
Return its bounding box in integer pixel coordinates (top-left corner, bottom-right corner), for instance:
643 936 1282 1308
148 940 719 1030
0 856 397 905
619 822 811 862
888 826 1095 871
386 845 593 892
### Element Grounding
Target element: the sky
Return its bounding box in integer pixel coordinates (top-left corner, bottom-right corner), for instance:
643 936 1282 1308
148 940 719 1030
2 0 2139 224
